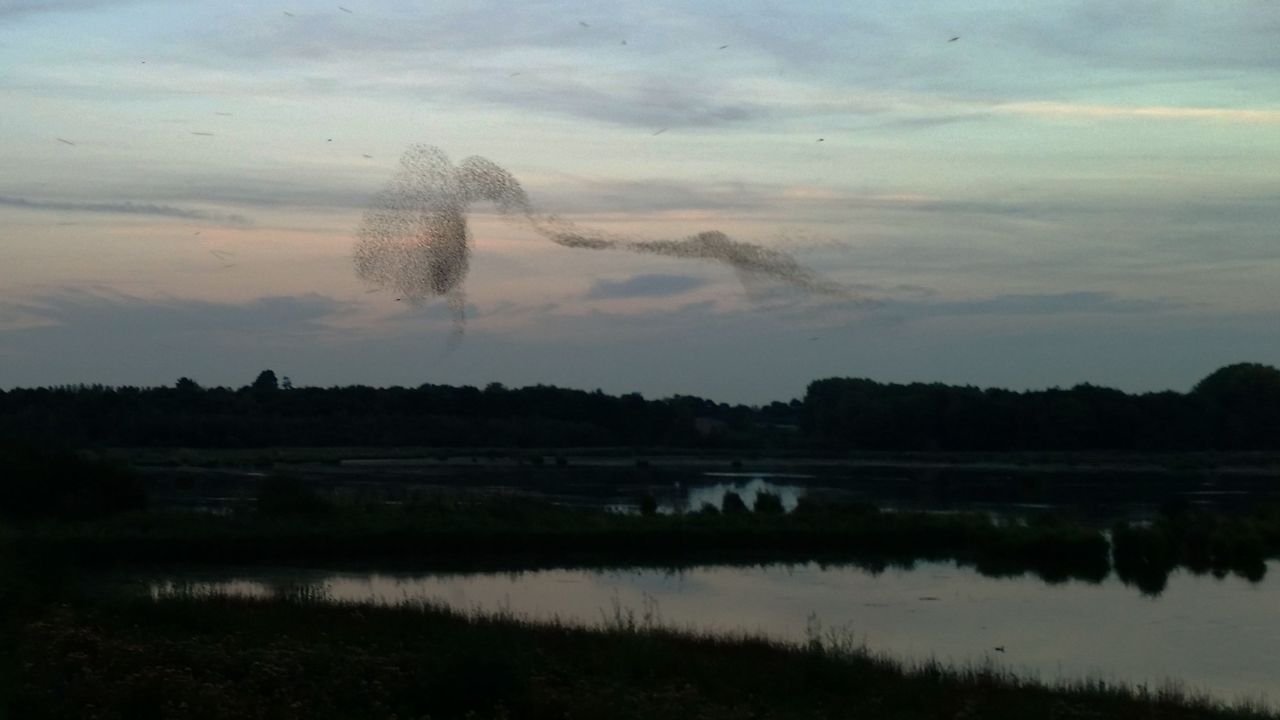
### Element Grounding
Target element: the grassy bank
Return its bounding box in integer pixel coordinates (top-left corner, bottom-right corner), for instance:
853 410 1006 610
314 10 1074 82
9 594 1274 720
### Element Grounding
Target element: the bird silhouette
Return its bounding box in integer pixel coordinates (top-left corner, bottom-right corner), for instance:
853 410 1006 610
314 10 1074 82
948 36 960 42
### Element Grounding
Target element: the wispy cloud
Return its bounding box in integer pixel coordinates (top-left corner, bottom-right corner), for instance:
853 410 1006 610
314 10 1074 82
0 289 362 389
901 291 1184 317
584 273 709 300
4 289 351 337
0 0 132 18
999 101 1280 124
0 196 252 225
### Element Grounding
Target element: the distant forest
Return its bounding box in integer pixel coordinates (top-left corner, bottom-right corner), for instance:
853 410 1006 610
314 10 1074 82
1 363 1278 451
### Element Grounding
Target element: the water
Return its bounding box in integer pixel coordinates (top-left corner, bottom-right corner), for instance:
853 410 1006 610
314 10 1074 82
135 560 1280 705
143 460 1280 524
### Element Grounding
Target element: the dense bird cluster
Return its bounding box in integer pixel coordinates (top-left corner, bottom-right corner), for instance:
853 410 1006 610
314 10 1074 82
355 145 871 341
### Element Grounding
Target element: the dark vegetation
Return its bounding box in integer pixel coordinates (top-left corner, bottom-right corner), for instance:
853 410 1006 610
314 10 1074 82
11 595 1276 720
1112 502 1280 595
13 487 1111 585
4 472 1280 715
0 442 145 520
1 362 1279 450
4 364 1280 716
3 442 1280 595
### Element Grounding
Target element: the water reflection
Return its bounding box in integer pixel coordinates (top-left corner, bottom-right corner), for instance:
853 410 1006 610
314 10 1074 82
671 476 805 514
605 476 806 515
141 560 1280 705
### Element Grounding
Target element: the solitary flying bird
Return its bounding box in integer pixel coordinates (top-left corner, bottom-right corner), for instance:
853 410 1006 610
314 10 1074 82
579 20 589 27
949 36 960 42
338 6 352 13
283 11 295 16
56 137 76 146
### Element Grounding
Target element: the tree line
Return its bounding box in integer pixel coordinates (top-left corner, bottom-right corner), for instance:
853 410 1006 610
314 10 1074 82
0 363 1277 451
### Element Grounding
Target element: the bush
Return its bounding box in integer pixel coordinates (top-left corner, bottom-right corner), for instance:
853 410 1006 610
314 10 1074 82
256 475 332 517
722 492 748 515
753 491 785 514
0 443 146 520
638 494 658 517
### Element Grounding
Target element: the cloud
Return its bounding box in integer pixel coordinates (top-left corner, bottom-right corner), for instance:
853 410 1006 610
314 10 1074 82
584 273 710 300
466 76 758 130
0 289 363 389
6 289 351 336
0 196 252 226
0 0 132 18
901 292 1184 317
998 101 1280 125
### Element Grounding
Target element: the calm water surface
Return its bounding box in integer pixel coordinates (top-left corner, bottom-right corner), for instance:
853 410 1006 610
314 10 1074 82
139 560 1280 705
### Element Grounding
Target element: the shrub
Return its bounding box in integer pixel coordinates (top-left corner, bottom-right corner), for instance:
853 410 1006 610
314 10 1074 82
638 494 658 517
753 491 785 514
256 475 332 517
722 492 748 515
0 443 146 520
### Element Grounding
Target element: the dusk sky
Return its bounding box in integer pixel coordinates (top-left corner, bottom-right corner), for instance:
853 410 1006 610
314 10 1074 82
2 0 1278 403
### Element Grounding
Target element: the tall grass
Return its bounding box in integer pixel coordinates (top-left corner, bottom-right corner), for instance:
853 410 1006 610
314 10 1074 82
10 592 1276 719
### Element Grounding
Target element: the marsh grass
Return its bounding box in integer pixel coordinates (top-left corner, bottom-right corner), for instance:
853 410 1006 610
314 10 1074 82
10 592 1276 720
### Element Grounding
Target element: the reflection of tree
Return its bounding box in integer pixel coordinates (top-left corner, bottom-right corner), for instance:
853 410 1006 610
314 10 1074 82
1112 509 1271 598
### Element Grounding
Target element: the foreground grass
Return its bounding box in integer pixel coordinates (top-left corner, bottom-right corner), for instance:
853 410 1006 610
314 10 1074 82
10 594 1274 720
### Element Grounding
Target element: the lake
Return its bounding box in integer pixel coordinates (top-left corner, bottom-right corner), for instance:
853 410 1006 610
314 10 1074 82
142 459 1280 524
131 558 1280 706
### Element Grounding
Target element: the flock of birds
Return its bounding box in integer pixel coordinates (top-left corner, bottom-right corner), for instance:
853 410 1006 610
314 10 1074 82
49 6 963 335
354 144 876 343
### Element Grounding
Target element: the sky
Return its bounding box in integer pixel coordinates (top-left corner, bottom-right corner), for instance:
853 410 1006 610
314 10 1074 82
1 0 1278 404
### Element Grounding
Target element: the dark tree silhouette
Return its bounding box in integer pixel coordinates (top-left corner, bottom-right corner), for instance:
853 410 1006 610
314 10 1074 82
0 363 1276 451
251 370 279 393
